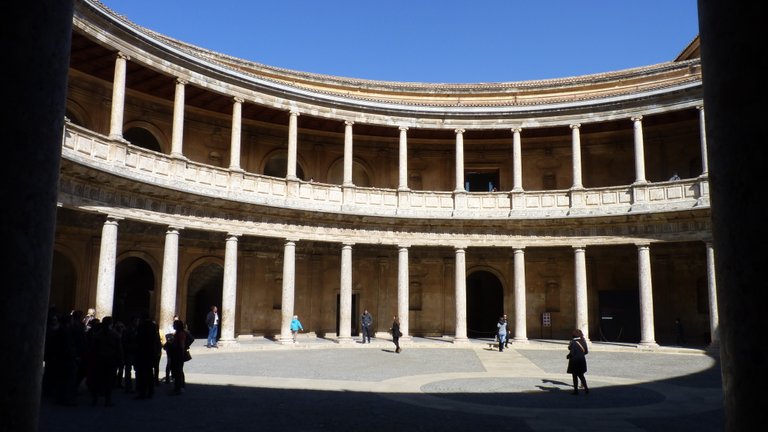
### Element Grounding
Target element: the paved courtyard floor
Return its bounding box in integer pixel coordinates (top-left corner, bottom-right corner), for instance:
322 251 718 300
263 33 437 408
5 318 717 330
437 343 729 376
39 337 724 432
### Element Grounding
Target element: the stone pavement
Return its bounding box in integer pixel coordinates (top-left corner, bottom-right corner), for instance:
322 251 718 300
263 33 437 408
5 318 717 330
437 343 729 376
38 337 724 432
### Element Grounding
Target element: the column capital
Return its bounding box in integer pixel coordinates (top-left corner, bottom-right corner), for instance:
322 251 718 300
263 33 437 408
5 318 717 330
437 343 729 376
344 120 354 127
570 123 581 130
454 128 465 135
631 115 643 122
116 51 131 61
398 125 409 132
175 77 188 86
289 109 300 117
511 127 523 134
398 244 411 250
104 215 123 224
696 105 704 111
225 232 242 239
454 245 468 251
572 244 587 251
635 242 651 249
233 96 244 104
285 237 300 244
166 225 183 233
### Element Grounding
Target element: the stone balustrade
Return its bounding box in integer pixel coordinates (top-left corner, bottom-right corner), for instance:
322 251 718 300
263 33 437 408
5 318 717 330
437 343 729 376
63 123 708 220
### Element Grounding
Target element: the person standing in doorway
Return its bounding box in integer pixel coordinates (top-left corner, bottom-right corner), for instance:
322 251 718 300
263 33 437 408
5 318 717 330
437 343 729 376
674 318 685 345
206 306 219 348
566 329 589 395
390 316 402 353
360 309 373 343
290 315 303 343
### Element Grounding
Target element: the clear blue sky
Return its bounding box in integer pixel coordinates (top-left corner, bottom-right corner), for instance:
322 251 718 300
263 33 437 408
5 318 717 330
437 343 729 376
99 0 699 84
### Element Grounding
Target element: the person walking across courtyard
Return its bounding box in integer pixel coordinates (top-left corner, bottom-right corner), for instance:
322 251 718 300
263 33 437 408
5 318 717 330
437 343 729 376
566 329 589 395
290 315 303 343
390 316 402 353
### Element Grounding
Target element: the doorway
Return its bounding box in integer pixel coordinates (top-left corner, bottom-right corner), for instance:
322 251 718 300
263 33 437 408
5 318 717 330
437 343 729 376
186 263 224 338
597 290 640 342
113 257 154 324
465 170 500 192
466 271 504 338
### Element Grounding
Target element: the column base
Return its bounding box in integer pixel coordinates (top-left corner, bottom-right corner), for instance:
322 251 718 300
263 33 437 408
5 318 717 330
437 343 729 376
216 339 238 348
451 337 470 344
510 337 529 345
336 336 355 345
638 341 659 349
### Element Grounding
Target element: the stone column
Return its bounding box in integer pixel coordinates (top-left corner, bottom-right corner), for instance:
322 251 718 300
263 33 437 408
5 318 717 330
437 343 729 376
286 110 299 180
108 52 129 140
570 124 583 189
159 226 181 333
512 247 528 342
453 247 468 343
512 128 523 191
219 234 239 344
170 78 187 158
229 97 243 170
397 245 410 338
343 120 354 186
573 246 589 340
398 126 409 190
697 105 709 176
706 241 719 347
454 129 465 192
338 243 353 343
3 3 73 429
279 240 297 344
699 4 763 426
632 116 647 184
637 243 657 346
95 216 121 318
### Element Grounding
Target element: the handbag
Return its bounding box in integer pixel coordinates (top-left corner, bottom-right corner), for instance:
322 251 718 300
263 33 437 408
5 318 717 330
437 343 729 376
183 349 192 362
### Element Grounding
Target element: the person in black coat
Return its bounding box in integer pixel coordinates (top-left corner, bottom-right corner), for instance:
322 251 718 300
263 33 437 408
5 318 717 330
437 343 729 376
566 328 589 395
133 311 161 399
390 316 402 353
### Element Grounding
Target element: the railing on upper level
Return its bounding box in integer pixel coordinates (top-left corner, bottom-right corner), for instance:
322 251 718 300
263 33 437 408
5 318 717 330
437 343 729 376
61 124 709 220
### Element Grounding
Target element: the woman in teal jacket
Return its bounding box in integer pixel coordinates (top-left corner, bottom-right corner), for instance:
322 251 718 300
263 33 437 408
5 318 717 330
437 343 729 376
290 315 303 343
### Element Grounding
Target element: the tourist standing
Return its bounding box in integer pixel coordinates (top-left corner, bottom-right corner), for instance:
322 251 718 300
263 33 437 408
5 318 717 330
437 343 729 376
360 309 373 343
206 306 219 348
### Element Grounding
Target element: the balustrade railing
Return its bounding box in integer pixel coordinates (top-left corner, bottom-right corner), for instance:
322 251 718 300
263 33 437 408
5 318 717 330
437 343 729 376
62 124 708 219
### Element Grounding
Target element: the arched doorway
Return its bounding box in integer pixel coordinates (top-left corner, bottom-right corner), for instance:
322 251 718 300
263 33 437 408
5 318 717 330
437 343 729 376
49 250 76 313
466 270 504 338
113 257 154 324
124 127 162 152
186 263 223 338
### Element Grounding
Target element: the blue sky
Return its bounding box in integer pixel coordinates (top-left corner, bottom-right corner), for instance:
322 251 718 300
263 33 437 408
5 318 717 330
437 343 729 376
99 0 699 84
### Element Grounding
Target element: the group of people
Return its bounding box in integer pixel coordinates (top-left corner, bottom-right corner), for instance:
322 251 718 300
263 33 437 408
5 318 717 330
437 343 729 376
360 310 403 353
43 306 197 406
496 314 589 395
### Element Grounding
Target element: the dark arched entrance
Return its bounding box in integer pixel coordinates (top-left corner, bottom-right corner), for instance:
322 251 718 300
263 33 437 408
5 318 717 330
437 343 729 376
113 257 154 324
49 250 76 313
466 271 504 338
187 263 223 338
